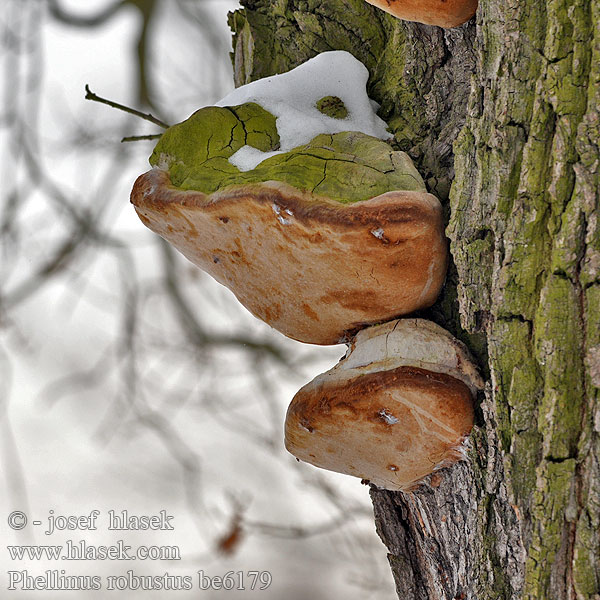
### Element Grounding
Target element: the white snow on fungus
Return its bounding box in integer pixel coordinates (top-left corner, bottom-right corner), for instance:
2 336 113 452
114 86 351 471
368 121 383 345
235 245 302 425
379 409 399 425
216 51 392 171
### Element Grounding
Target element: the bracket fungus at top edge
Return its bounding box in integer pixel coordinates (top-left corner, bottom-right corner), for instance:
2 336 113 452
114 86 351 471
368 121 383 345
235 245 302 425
284 318 484 491
365 0 477 28
130 52 449 345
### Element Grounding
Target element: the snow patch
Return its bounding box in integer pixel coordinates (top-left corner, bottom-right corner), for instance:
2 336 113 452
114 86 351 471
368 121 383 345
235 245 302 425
216 51 391 171
379 409 399 425
272 203 291 225
228 146 280 171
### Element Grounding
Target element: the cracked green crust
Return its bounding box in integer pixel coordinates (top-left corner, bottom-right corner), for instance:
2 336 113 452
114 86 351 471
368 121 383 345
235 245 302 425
228 0 475 201
149 102 425 203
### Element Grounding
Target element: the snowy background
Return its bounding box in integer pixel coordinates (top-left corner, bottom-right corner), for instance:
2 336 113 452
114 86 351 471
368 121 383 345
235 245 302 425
0 1 395 598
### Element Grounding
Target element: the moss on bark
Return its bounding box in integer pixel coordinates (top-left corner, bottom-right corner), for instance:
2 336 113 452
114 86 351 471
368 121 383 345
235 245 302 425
449 0 600 597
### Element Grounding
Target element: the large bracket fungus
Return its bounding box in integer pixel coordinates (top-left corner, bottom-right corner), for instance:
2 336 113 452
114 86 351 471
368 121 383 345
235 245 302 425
131 52 448 345
364 0 477 28
284 319 483 491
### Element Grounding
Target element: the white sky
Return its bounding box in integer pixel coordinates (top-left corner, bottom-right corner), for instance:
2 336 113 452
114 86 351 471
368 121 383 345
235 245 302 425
0 1 395 598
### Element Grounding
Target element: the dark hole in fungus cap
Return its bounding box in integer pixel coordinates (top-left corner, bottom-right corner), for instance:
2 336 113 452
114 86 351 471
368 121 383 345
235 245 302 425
284 318 484 491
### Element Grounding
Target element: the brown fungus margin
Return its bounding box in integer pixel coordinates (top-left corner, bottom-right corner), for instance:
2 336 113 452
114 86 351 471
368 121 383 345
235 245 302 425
365 0 478 28
131 168 448 345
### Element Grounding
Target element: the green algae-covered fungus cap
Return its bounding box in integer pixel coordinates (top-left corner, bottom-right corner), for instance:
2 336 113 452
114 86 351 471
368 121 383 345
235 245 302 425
149 101 426 204
131 101 449 345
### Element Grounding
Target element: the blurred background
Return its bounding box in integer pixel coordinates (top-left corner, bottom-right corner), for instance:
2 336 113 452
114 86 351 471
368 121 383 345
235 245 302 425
0 1 395 597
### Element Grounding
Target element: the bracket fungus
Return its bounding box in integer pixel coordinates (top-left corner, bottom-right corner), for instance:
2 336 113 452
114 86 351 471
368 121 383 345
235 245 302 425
131 52 448 345
284 319 483 491
365 0 477 28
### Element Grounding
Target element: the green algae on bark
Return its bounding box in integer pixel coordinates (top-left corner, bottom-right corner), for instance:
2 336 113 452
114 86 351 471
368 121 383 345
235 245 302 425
448 0 600 596
149 102 425 204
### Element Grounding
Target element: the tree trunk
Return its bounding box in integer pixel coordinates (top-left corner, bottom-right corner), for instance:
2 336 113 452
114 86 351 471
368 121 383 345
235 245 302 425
228 1 600 598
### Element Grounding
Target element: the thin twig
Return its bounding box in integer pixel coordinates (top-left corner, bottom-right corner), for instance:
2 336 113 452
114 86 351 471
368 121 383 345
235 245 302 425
84 84 169 129
121 133 162 143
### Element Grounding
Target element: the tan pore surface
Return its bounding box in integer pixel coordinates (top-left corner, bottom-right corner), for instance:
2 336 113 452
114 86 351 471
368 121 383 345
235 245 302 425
131 168 448 345
285 366 475 491
284 318 482 490
365 0 477 28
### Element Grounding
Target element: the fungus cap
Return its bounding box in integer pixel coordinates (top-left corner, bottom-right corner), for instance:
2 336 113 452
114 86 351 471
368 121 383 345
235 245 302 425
130 52 448 345
131 169 448 345
284 318 484 490
365 0 477 28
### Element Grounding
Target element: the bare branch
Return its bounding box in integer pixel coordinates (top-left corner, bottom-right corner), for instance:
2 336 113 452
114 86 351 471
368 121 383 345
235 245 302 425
246 508 373 539
48 0 126 28
133 0 158 108
121 133 162 143
84 84 169 129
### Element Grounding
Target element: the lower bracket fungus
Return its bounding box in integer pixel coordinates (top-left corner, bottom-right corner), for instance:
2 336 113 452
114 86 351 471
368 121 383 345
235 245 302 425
284 319 483 491
365 0 477 28
131 52 448 345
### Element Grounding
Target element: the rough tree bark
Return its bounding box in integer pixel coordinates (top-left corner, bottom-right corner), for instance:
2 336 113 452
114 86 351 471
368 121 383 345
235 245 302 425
228 1 600 598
